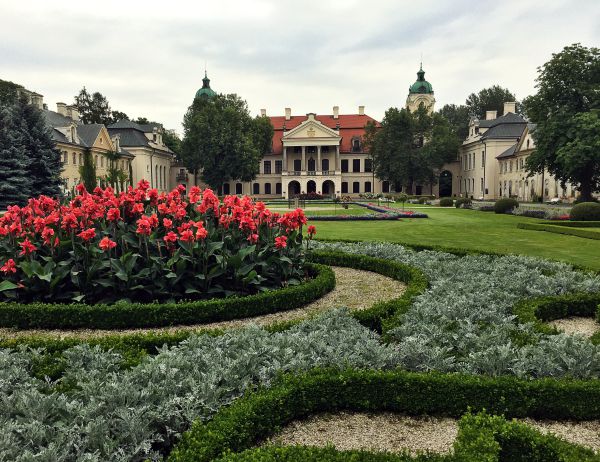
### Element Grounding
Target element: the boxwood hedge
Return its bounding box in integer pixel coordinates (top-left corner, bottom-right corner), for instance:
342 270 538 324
0 263 335 330
168 368 600 462
517 222 600 240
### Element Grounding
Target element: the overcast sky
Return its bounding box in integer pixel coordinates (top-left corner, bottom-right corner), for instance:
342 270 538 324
1 0 598 133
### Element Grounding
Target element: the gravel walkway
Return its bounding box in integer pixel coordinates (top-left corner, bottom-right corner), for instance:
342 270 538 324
265 412 600 454
547 317 600 338
0 267 405 340
266 412 458 455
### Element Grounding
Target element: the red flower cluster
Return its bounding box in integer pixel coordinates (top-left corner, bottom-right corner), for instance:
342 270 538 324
0 182 314 283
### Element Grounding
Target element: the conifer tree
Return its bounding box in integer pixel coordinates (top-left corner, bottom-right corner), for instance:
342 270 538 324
79 149 97 191
0 104 32 208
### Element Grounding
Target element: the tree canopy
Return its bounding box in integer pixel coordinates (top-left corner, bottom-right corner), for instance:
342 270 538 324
180 94 273 191
73 87 130 125
465 85 518 119
369 105 460 194
524 43 600 201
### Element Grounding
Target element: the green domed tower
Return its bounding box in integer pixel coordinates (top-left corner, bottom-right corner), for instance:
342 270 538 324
195 71 217 99
406 63 435 113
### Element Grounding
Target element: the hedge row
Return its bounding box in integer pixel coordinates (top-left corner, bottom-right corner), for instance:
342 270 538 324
517 222 600 240
168 368 600 462
307 250 429 334
537 221 600 228
0 263 335 330
513 292 600 337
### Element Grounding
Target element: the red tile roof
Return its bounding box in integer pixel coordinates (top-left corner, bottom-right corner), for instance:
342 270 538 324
269 113 380 155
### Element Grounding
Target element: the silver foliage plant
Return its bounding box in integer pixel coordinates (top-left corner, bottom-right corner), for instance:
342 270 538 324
314 241 600 378
0 311 397 462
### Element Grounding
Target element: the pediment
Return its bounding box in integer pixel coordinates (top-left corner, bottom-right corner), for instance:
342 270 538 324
284 116 340 141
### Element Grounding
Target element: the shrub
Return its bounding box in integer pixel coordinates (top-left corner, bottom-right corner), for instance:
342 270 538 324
439 197 453 207
571 202 600 221
455 198 472 209
294 192 324 200
0 182 311 304
494 198 519 214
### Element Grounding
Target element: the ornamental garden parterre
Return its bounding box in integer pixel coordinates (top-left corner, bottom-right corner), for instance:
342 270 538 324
3 188 600 461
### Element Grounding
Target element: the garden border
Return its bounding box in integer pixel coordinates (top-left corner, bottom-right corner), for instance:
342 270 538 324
0 263 335 330
168 368 600 462
517 222 600 240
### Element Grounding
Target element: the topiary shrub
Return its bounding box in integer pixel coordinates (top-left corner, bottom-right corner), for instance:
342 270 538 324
494 198 519 214
570 202 600 221
455 198 472 209
439 197 454 207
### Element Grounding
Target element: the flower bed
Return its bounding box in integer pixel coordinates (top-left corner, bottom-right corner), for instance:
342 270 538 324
306 213 403 221
0 182 311 304
357 202 428 218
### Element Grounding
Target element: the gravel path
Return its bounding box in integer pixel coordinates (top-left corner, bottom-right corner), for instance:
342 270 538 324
547 316 600 338
265 412 600 454
0 266 405 340
266 412 458 455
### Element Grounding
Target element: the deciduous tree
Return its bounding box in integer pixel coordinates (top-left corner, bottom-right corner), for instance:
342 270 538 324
524 43 600 201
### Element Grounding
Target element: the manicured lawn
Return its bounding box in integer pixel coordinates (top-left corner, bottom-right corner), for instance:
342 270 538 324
311 208 600 270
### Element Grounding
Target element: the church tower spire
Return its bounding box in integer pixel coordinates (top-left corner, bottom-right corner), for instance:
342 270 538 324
406 62 435 113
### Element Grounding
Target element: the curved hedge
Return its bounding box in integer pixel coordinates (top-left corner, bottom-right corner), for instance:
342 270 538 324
0 263 335 330
168 368 600 462
513 292 600 337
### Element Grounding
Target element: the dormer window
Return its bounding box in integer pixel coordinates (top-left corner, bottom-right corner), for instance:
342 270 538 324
352 138 361 152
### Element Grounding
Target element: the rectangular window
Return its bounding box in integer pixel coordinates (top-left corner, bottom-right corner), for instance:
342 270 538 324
293 159 301 171
353 181 360 193
353 159 361 172
275 182 282 195
275 160 282 174
341 159 349 173
263 161 271 174
364 159 372 172
341 182 348 193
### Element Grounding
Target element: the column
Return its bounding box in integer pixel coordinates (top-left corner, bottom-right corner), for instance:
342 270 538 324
301 146 306 173
317 146 321 173
335 145 340 171
283 147 287 172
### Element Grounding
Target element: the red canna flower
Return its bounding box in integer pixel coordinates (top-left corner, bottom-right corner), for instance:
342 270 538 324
136 217 152 236
0 259 16 274
107 208 121 222
247 233 259 244
163 218 173 229
179 229 195 242
195 225 208 240
99 236 117 251
307 225 317 237
41 227 55 245
19 238 37 256
274 235 287 249
163 231 178 244
77 228 96 241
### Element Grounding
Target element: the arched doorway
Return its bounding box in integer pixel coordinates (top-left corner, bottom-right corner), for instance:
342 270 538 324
322 180 335 197
288 180 300 197
439 170 452 197
307 180 317 194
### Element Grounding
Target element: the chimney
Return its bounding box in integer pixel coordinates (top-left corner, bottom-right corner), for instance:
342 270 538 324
67 105 79 122
31 93 44 110
260 108 266 117
285 107 291 120
358 105 365 116
503 102 516 115
333 105 339 119
56 102 67 117
485 110 497 120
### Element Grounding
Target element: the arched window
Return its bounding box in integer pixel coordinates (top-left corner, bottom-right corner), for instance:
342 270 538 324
352 138 361 152
253 183 260 195
341 182 348 194
100 156 104 168
364 181 372 193
307 157 315 171
63 152 68 164
95 155 99 167
526 139 530 149
79 153 83 165
235 183 243 195
72 153 77 165
265 183 272 195
321 158 329 171
223 183 230 195
352 181 360 193
275 183 282 195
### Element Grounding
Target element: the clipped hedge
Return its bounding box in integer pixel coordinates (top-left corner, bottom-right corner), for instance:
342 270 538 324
571 202 600 221
536 220 600 228
513 292 600 336
168 368 600 462
494 198 519 214
439 198 454 207
307 250 429 333
517 222 600 240
0 263 335 330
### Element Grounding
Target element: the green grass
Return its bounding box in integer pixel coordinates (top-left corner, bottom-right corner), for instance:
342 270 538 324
311 208 600 270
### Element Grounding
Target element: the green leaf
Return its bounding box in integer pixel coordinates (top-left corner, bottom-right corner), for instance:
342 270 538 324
0 280 18 292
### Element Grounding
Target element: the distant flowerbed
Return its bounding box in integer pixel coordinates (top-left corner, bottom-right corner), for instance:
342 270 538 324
360 202 428 218
307 213 403 221
0 182 313 304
